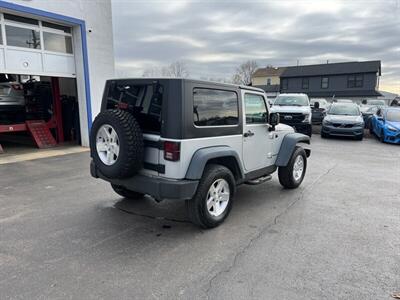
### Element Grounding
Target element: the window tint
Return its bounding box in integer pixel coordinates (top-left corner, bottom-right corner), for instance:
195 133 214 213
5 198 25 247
193 88 238 126
106 82 163 133
5 25 41 49
321 77 329 89
43 32 73 53
4 13 39 26
245 94 267 124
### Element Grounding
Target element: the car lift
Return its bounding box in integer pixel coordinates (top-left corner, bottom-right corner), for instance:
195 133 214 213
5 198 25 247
0 78 64 154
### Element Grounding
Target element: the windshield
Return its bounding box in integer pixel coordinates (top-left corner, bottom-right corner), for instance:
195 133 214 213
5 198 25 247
274 95 309 106
366 100 385 106
386 110 400 122
328 104 360 116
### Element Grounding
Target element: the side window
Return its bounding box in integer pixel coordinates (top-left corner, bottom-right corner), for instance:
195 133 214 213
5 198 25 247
193 88 239 126
244 94 268 124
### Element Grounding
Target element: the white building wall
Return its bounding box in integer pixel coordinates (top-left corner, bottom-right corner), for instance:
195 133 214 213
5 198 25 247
4 0 115 146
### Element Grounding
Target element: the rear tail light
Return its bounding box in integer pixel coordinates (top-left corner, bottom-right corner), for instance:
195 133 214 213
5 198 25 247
164 141 180 161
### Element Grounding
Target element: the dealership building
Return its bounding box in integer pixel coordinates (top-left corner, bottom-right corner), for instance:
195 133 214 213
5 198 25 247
0 0 114 148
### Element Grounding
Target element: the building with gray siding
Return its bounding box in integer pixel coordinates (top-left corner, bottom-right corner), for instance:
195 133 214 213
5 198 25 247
280 61 381 102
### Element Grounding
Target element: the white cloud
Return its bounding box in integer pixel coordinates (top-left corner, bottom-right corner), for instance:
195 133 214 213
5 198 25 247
112 0 400 94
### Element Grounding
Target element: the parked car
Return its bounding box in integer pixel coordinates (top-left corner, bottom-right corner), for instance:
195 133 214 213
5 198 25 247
310 98 329 124
361 106 379 128
90 79 311 228
321 102 364 140
370 107 400 144
0 82 25 112
360 99 387 129
0 81 25 122
271 93 312 136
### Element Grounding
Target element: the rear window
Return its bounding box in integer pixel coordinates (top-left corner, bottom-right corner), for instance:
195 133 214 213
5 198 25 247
193 88 238 126
106 82 163 133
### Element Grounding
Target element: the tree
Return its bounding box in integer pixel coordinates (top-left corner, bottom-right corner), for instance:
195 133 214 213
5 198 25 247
142 61 189 78
231 60 258 85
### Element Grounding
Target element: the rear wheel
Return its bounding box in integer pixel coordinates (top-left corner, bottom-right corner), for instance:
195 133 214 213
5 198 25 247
278 147 307 189
186 164 235 228
111 184 144 199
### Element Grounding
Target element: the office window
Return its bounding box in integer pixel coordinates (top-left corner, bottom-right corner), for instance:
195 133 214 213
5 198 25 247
281 79 288 90
43 32 73 53
4 13 39 26
193 88 239 126
348 74 363 88
302 78 309 89
321 77 329 89
5 25 41 49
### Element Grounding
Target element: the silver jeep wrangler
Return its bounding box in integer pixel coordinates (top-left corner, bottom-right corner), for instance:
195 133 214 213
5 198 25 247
90 79 311 228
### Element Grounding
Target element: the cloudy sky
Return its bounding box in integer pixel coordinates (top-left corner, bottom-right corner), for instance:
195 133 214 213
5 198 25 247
112 0 400 94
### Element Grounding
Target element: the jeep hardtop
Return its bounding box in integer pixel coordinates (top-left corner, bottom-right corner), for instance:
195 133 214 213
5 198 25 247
90 78 311 228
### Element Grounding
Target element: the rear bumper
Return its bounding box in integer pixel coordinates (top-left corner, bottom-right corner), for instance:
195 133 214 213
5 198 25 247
90 161 198 201
321 125 364 137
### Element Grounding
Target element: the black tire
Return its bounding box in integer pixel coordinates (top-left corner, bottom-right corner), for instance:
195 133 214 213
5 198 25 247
90 109 143 178
186 164 235 229
321 131 329 138
278 147 307 189
369 126 375 135
306 126 312 137
356 134 364 141
379 130 385 143
111 184 144 199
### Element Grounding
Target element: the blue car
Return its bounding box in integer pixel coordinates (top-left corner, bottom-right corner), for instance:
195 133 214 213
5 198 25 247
370 107 400 144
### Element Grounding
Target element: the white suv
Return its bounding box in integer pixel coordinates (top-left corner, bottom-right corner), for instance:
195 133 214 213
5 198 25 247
90 79 311 228
272 93 312 136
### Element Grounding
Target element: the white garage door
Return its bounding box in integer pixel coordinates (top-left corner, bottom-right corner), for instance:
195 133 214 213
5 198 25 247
0 12 76 78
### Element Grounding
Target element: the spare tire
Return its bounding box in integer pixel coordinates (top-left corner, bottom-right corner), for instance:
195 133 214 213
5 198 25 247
90 109 143 178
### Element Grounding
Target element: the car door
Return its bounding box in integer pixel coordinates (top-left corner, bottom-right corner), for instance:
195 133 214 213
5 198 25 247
242 92 273 171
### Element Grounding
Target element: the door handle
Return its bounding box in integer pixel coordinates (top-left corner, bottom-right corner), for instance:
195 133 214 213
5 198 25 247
243 130 254 137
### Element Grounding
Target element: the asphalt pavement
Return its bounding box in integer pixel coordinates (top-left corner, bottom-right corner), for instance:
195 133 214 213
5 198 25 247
0 135 399 299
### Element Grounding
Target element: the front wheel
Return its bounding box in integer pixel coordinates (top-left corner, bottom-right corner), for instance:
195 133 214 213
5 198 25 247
278 147 307 189
111 184 144 199
186 164 235 228
379 130 385 143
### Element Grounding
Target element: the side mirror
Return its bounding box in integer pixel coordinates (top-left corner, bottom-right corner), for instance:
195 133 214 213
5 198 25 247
269 112 280 131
